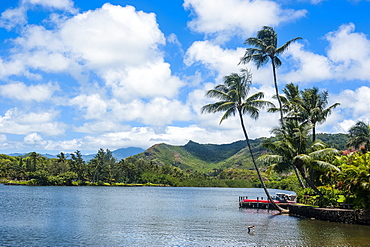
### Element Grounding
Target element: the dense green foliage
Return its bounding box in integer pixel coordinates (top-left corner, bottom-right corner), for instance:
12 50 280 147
334 152 370 209
0 150 268 188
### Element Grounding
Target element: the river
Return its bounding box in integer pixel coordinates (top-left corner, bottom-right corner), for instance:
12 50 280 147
0 184 369 246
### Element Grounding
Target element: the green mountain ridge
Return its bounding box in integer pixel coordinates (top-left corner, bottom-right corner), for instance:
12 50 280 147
132 133 349 172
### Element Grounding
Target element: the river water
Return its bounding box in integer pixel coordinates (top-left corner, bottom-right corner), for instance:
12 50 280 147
1 184 369 246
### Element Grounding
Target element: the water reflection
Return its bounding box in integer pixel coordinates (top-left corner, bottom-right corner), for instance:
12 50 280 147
1 185 370 246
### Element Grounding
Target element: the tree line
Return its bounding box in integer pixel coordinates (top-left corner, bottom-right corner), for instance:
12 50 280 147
0 148 273 188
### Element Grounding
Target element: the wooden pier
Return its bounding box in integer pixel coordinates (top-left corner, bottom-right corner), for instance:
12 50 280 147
238 196 290 210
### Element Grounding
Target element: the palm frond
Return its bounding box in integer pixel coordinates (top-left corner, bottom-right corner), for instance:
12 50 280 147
257 154 284 164
275 37 302 55
311 160 340 172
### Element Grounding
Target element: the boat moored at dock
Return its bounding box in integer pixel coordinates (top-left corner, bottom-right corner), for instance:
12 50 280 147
239 193 297 209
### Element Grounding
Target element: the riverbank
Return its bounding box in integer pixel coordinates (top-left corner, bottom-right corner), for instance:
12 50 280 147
288 204 370 225
238 197 370 225
0 179 169 187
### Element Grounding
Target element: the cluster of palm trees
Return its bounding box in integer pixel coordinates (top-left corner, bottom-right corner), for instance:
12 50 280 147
202 26 344 212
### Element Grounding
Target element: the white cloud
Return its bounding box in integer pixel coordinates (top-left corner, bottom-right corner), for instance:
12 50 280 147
0 108 65 136
277 23 370 84
104 61 183 102
112 97 192 126
73 121 129 134
184 40 275 87
183 0 306 42
24 133 44 144
336 119 356 133
69 94 108 120
0 0 76 31
325 23 370 80
0 81 59 101
61 3 165 69
282 43 332 83
1 3 183 109
184 40 246 80
0 134 8 148
332 86 370 119
24 0 77 13
0 6 27 30
44 138 84 151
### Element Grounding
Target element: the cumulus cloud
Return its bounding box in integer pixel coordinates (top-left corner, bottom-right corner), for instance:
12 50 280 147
282 23 370 84
1 3 186 138
332 86 370 119
325 23 370 80
2 3 183 102
184 41 246 79
0 108 65 136
112 97 192 126
282 43 332 83
0 81 59 101
104 61 183 102
183 0 306 42
69 94 108 120
61 4 165 69
24 133 44 144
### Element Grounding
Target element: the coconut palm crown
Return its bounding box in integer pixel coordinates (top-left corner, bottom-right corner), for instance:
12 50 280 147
201 69 288 212
239 26 302 125
347 121 370 152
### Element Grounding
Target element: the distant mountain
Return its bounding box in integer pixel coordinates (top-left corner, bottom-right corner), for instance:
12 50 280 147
7 147 145 162
131 133 349 172
112 147 146 161
132 139 262 172
8 152 59 159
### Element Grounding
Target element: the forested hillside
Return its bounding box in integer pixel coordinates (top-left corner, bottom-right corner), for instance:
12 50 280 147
132 133 349 172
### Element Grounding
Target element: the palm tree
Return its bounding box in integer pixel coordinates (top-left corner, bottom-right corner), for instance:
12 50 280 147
201 69 287 212
260 120 310 189
347 121 370 152
299 87 340 142
259 120 340 196
70 150 86 181
268 82 302 121
239 26 302 126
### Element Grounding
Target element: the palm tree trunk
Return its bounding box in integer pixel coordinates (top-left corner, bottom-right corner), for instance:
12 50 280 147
271 60 284 127
312 124 316 142
292 165 306 189
296 164 323 197
238 110 288 213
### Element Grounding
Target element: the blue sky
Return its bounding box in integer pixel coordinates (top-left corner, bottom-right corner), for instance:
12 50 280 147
0 0 370 154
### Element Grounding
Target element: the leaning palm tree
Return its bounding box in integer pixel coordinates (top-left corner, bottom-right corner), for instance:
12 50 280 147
201 69 287 212
299 87 340 142
347 121 370 152
239 26 302 126
259 120 340 196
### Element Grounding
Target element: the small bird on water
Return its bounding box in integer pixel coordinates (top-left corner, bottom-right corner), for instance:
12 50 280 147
247 225 254 233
